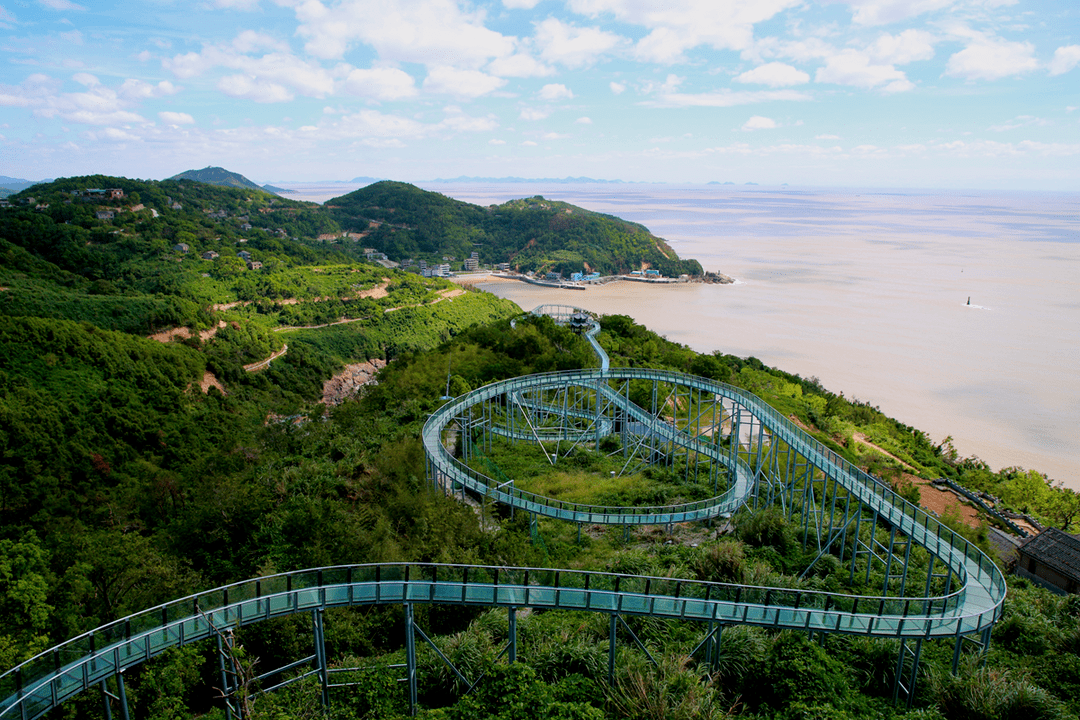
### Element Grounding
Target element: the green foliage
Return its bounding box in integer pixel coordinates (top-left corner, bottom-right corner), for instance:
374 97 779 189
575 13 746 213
924 666 1070 720
325 182 703 276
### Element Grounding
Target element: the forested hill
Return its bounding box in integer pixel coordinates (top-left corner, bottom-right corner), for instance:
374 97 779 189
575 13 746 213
169 166 290 195
325 180 704 277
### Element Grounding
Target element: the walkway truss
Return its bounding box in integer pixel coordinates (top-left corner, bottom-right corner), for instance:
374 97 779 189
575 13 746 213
2 306 1006 719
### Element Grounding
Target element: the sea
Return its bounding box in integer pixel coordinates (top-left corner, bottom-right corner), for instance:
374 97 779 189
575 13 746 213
278 181 1080 489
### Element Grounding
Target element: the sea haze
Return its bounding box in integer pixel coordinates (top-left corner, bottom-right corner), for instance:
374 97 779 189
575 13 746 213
422 183 1080 489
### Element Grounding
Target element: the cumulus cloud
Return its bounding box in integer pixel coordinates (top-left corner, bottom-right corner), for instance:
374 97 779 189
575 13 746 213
502 0 540 6
816 50 914 92
38 0 86 10
945 36 1038 81
741 115 777 130
538 83 573 100
164 36 336 101
118 78 179 100
519 107 551 121
641 88 812 108
0 73 149 125
159 110 195 124
734 62 809 87
212 0 261 8
567 0 799 62
575 116 592 124
868 29 935 64
218 75 293 103
422 66 506 99
609 81 626 94
342 67 418 100
1048 45 1080 76
834 0 955 26
489 138 506 144
535 17 623 68
293 0 515 66
487 53 553 78
521 140 537 146
815 134 840 139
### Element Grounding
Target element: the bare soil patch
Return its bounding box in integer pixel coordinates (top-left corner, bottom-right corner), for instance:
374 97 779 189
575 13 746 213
321 359 387 405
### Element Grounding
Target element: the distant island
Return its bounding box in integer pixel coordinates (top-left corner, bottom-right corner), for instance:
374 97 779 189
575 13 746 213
427 175 646 184
169 166 295 196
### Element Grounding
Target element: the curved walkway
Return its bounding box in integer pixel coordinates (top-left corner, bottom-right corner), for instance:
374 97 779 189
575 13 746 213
0 306 1006 720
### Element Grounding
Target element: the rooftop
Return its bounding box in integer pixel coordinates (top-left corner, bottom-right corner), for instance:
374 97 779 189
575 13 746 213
1020 527 1080 580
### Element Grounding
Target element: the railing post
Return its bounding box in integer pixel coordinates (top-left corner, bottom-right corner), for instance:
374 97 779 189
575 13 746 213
608 614 617 686
116 672 130 720
405 604 417 716
312 609 328 708
508 607 517 664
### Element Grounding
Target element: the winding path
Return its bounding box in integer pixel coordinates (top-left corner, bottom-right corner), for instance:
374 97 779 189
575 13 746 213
0 306 1006 720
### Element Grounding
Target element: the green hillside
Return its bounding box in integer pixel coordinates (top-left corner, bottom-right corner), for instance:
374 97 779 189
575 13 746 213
169 166 288 195
326 180 704 276
2 174 1079 720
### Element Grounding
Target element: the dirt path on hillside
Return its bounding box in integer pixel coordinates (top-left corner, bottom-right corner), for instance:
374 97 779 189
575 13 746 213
148 320 227 344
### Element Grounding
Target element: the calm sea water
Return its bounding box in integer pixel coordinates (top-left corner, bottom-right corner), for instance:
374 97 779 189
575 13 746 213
410 183 1079 489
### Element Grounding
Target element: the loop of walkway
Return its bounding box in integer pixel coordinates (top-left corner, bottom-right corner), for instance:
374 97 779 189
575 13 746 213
0 306 1007 720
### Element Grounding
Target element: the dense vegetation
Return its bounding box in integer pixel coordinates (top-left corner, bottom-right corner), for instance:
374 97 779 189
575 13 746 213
325 181 704 277
1 174 1077 720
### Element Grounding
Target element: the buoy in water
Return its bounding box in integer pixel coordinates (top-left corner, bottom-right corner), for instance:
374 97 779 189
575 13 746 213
967 296 971 306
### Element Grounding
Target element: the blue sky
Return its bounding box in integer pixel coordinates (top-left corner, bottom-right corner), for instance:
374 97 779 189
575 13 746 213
1 0 1078 188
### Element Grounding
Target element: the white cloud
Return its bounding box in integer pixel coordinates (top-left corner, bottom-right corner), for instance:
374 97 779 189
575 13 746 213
988 115 1049 132
213 0 261 8
567 0 799 61
815 134 840 139
932 139 1080 157
231 30 289 55
519 107 551 121
38 0 86 10
0 6 16 24
609 81 626 94
641 88 812 107
834 0 955 26
745 36 834 64
487 53 553 78
489 138 506 144
218 75 293 103
159 110 195 124
342 67 418 100
575 116 592 124
538 83 573 100
0 73 186 127
1048 45 1080 76
535 18 623 68
543 132 569 139
521 140 537 146
502 0 540 6
439 107 499 132
118 79 178 100
815 50 914 91
741 115 777 130
868 29 935 65
422 66 506 98
734 62 809 87
945 36 1038 81
60 30 83 45
136 50 152 62
164 40 336 100
293 0 515 66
